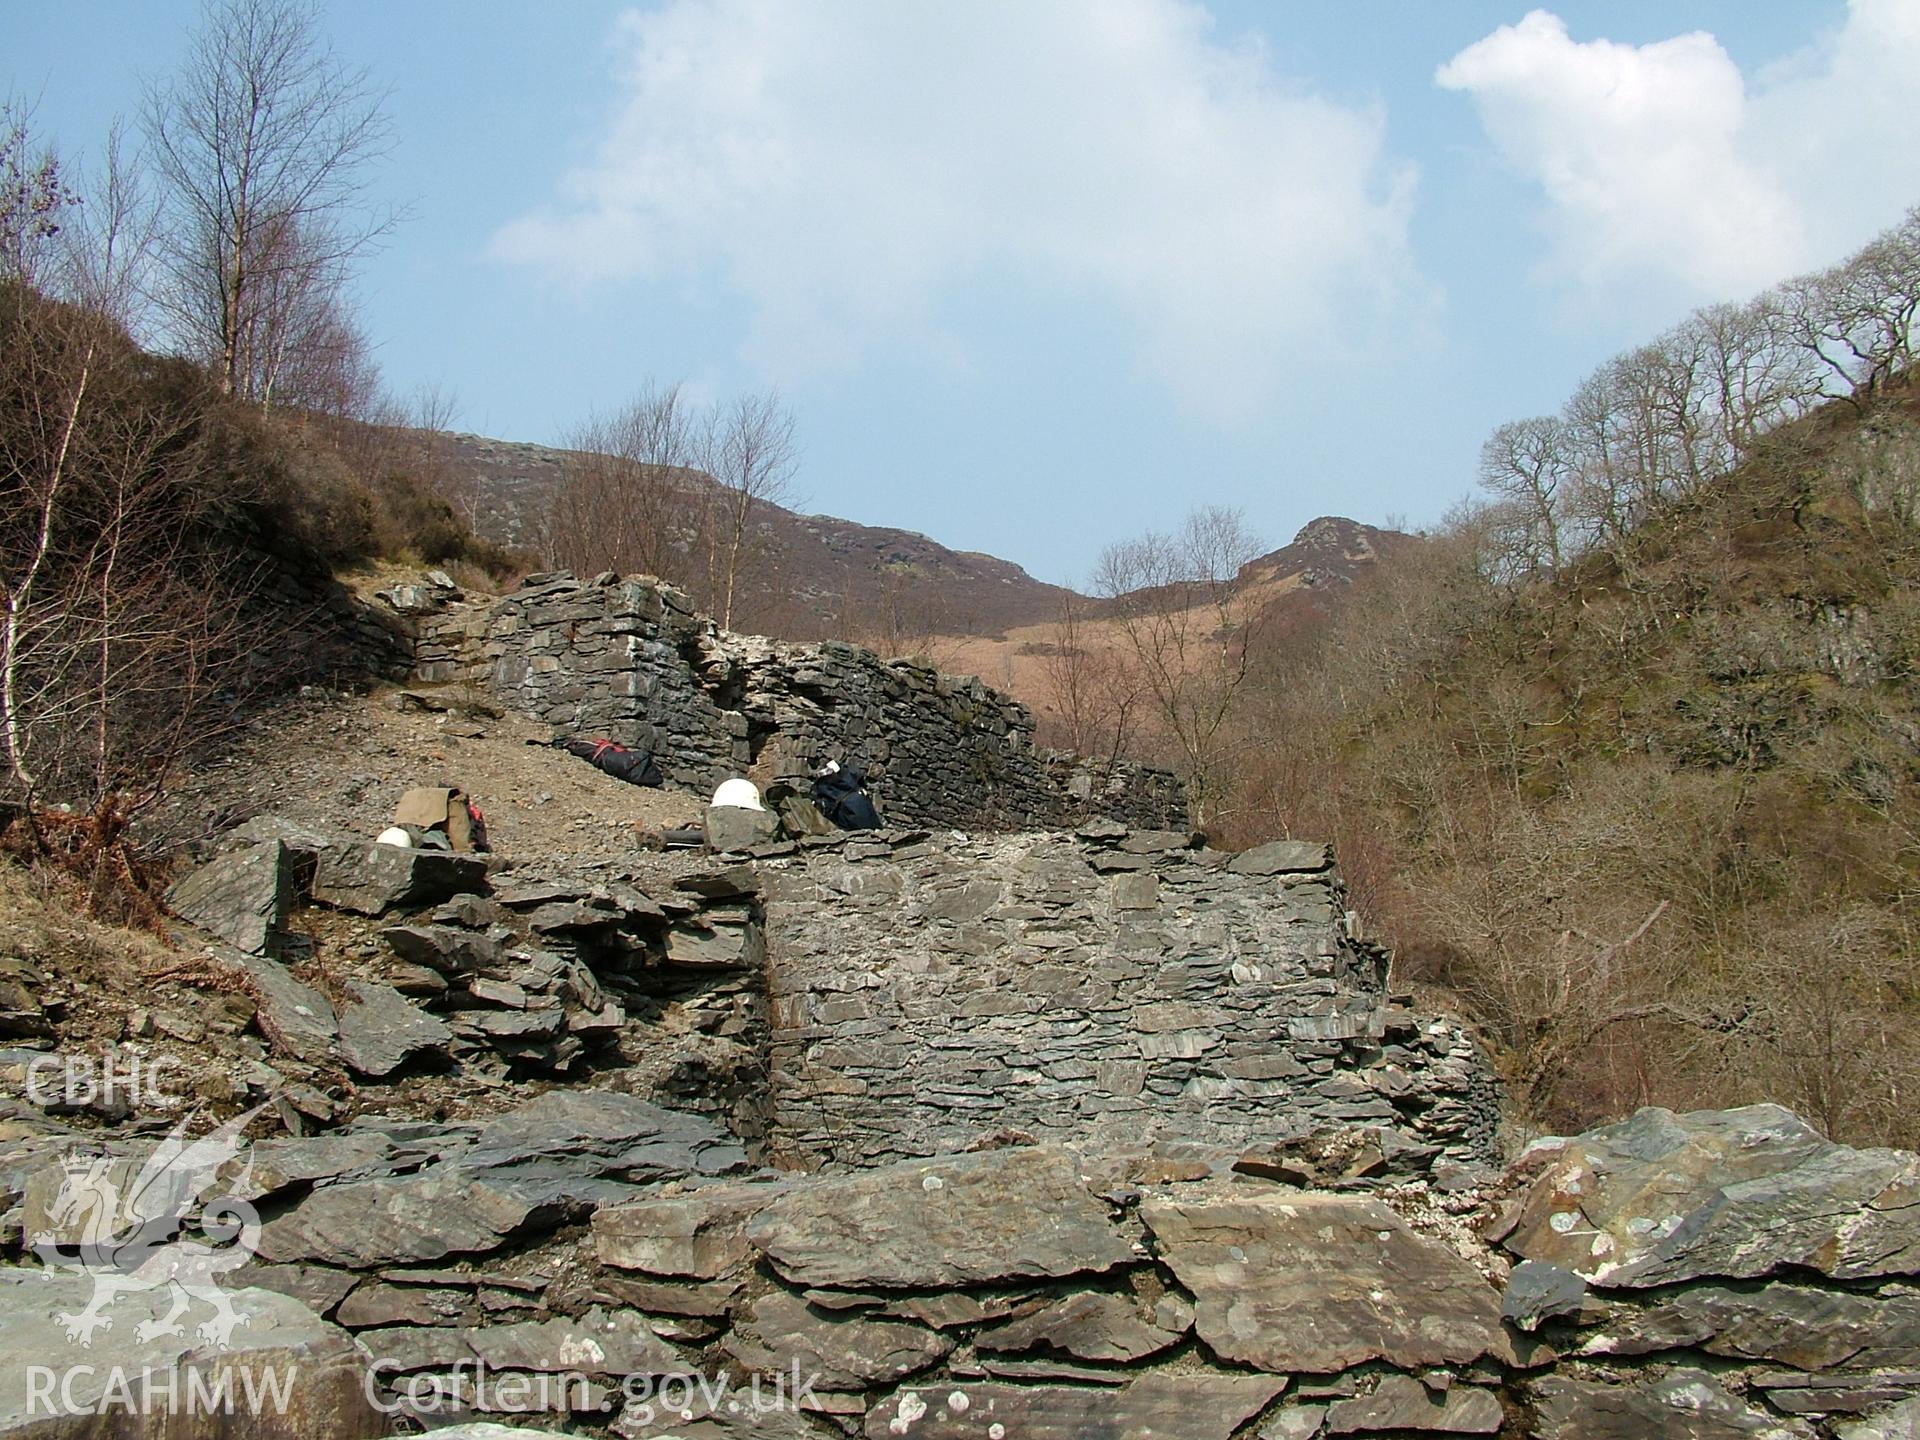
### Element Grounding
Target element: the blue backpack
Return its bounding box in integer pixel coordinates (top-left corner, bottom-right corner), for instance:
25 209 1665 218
813 765 881 830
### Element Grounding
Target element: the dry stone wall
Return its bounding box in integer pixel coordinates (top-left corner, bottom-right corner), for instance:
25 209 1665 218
228 541 415 690
395 570 1186 832
759 823 1499 1176
165 809 1495 1186
10 1099 1918 1439
22 793 1920 1434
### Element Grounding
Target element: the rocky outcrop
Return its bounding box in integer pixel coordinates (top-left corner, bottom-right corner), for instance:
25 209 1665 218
396 570 1187 832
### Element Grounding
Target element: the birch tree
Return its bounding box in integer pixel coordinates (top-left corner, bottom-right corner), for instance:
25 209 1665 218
144 0 393 403
1094 505 1261 826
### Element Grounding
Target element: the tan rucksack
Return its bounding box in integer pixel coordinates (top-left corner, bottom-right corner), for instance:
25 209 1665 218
393 786 486 852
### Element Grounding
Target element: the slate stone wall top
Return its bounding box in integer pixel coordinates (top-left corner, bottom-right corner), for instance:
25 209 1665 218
757 822 1500 1176
11 1105 1904 1438
400 570 1187 832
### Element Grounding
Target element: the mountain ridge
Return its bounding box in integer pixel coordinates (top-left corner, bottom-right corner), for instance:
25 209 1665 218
438 429 1412 647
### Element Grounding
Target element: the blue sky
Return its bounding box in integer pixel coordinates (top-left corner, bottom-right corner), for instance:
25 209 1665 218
9 1 1918 585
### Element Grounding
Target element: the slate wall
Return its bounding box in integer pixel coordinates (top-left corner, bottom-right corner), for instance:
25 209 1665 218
235 542 414 686
399 569 1188 832
759 824 1500 1176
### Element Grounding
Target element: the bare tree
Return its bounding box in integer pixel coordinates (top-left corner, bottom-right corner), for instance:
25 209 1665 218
1779 207 1920 405
1561 340 1719 554
1479 416 1572 577
1690 297 1823 469
550 380 698 585
1094 505 1261 826
0 101 75 292
1037 590 1139 761
702 389 798 631
839 567 969 666
143 0 394 403
1 275 246 819
59 120 161 332
400 380 469 519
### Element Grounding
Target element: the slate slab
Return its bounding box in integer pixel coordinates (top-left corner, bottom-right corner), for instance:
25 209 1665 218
337 979 453 1078
167 840 292 954
1837 1397 1920 1440
1529 1368 1817 1439
594 1179 793 1278
721 1291 951 1390
467 1089 750 1189
975 1290 1190 1363
335 1280 467 1328
616 1388 834 1438
463 1308 690 1376
254 1170 539 1268
746 1146 1135 1289
1580 1282 1920 1372
229 1262 360 1317
665 924 757 969
312 842 487 916
1141 1191 1507 1373
1325 1375 1503 1433
1500 1105 1920 1288
382 921 510 976
1504 1260 1591 1333
0 1271 383 1440
1226 840 1331 875
226 1132 398 1203
222 947 337 1063
864 1372 1288 1440
704 805 780 853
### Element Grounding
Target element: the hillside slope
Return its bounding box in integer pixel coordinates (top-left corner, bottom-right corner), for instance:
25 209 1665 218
938 514 1414 741
442 433 1072 640
1236 514 1415 627
439 431 1413 658
1244 380 1920 1148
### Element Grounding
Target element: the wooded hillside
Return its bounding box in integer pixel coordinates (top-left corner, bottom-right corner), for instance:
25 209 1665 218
1231 208 1920 1147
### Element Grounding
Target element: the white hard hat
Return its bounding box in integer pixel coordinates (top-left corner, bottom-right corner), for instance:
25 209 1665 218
376 826 414 848
711 778 765 811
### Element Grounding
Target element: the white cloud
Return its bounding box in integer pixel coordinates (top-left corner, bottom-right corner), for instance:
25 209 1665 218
1746 0 1920 256
1437 2 1920 306
491 0 1423 421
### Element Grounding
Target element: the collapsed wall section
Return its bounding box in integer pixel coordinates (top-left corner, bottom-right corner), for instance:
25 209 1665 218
759 824 1499 1175
400 569 1186 832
